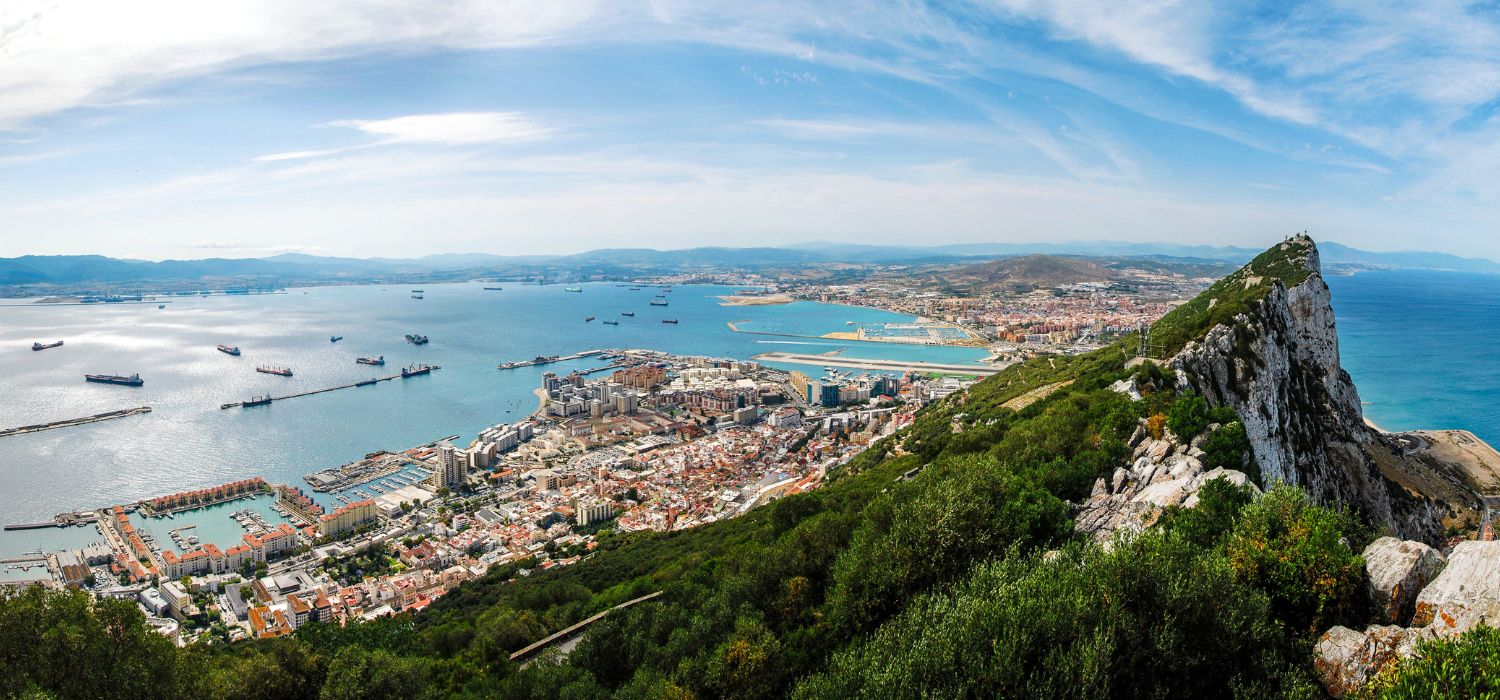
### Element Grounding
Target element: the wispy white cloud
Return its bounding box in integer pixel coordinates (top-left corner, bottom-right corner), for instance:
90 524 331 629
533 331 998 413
330 112 554 146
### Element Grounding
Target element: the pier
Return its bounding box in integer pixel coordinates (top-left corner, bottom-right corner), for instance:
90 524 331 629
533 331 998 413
752 351 1006 376
0 406 152 438
220 367 441 409
497 349 604 370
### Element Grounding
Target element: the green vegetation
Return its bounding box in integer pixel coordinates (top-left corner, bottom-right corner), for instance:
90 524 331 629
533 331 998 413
1148 236 1315 356
1355 626 1500 699
0 238 1374 698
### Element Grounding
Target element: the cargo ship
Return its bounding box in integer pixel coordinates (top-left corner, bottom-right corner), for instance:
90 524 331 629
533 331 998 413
329 336 343 343
243 395 272 407
411 289 424 293
565 286 582 293
355 378 378 387
85 373 143 387
405 334 429 345
401 364 433 378
483 286 503 291
356 356 385 366
603 320 620 325
650 298 669 306
584 316 596 322
662 319 679 324
256 366 293 377
31 340 64 351
216 344 241 356
629 286 641 291
411 293 423 299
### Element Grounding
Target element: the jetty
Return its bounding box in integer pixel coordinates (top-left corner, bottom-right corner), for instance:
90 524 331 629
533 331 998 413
752 351 1006 376
497 349 604 370
220 366 441 409
0 406 152 438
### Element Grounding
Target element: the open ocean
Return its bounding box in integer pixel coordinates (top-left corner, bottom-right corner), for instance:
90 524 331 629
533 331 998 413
1326 269 1500 444
0 283 988 560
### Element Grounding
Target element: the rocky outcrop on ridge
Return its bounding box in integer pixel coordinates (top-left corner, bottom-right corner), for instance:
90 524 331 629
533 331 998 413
1362 536 1446 626
1314 539 1500 696
1168 235 1476 544
1074 423 1257 542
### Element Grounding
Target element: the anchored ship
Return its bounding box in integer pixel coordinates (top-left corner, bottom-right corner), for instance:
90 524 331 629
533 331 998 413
483 286 503 291
401 364 433 378
256 366 293 377
329 336 343 343
565 286 583 293
603 320 620 325
31 340 63 351
355 378 378 387
585 316 596 322
217 344 241 356
650 298 669 306
243 395 272 407
356 356 385 366
621 311 635 317
85 373 143 387
405 334 429 345
662 319 679 324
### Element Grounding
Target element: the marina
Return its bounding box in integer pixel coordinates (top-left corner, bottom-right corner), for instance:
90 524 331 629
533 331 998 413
0 405 152 438
220 366 442 409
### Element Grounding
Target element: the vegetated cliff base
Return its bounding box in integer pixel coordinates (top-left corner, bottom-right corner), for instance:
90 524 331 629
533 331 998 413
1165 235 1481 543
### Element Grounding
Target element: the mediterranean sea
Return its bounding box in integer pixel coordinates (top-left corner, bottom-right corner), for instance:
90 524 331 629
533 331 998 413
1326 269 1500 446
0 283 988 560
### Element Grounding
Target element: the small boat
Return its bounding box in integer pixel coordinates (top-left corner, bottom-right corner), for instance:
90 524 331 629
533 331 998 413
603 320 620 325
31 340 64 351
256 366 293 377
662 319 679 324
585 316 596 322
621 312 634 317
85 373 143 387
158 304 166 309
411 294 423 299
565 286 582 293
629 287 641 291
356 356 385 366
405 334 429 345
330 336 343 343
217 344 241 356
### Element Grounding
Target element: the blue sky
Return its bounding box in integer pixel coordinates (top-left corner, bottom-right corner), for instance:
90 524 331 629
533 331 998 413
1 1 1497 260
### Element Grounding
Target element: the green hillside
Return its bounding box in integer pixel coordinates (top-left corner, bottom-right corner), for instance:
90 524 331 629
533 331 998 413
0 236 1475 699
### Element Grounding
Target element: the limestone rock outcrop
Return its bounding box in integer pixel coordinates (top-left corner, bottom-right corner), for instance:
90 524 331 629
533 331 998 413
1073 429 1256 543
1362 536 1446 626
1313 624 1431 698
1411 540 1500 631
1168 236 1463 544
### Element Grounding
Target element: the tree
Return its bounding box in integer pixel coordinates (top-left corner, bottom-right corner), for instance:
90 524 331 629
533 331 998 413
1166 393 1210 440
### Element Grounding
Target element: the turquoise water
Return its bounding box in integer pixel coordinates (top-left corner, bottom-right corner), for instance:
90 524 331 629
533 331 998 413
0 284 988 557
1326 270 1500 443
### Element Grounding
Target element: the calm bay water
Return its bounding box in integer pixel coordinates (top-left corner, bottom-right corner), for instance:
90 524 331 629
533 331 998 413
0 283 987 558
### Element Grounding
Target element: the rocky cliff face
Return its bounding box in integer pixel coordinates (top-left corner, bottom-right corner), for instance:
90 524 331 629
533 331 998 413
1168 236 1464 543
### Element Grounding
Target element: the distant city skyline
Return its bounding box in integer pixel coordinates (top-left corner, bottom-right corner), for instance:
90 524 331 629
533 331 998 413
2 2 1498 260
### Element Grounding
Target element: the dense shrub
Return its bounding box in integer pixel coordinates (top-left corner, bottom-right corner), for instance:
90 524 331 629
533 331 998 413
1167 393 1210 440
1355 626 1500 699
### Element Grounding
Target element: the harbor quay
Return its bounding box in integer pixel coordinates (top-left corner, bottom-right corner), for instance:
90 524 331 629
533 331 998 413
1 346 983 646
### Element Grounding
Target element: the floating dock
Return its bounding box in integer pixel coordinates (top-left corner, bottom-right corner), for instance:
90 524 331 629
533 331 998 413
0 406 152 438
220 367 441 409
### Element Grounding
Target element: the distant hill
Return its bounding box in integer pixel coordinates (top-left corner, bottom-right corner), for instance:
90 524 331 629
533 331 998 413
1 239 1494 294
922 253 1118 292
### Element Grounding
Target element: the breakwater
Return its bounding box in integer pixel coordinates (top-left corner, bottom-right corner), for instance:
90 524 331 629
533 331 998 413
220 367 441 409
0 406 152 438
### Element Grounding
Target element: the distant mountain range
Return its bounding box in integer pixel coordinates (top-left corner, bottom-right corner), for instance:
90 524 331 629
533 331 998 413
1 240 1495 292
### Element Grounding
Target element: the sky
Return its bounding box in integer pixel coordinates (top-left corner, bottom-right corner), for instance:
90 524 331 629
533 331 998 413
1 1 1498 261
